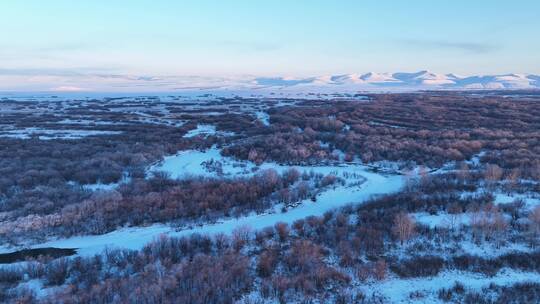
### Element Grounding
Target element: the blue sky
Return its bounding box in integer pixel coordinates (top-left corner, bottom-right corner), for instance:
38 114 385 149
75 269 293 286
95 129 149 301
1 1 539 91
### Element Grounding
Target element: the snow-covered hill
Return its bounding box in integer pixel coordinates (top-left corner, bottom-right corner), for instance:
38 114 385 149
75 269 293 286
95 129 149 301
3 70 538 93
250 71 540 92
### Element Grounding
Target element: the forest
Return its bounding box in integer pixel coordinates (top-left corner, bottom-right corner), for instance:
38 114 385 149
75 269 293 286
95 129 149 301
0 91 539 303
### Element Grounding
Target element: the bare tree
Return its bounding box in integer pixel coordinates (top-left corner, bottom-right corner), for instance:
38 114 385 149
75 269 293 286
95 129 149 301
529 206 540 247
492 209 508 248
457 162 470 181
232 225 252 251
274 222 290 242
373 260 387 281
392 212 416 245
472 203 507 245
446 202 463 231
505 168 520 194
485 164 503 189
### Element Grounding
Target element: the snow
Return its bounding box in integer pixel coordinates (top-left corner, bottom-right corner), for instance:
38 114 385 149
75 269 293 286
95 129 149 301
183 124 217 138
494 193 540 209
15 279 58 299
360 72 399 83
136 117 185 127
65 173 132 192
55 119 123 126
413 212 471 229
1 71 539 97
183 124 235 138
256 111 270 126
31 224 173 256
82 182 121 192
468 151 486 166
459 240 532 258
150 146 399 182
363 268 540 303
243 71 539 93
242 267 540 303
148 147 255 179
0 128 122 140
369 121 408 129
22 148 404 256
459 189 540 210
80 173 131 191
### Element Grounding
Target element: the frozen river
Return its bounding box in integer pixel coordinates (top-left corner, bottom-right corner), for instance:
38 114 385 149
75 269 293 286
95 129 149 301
5 148 404 256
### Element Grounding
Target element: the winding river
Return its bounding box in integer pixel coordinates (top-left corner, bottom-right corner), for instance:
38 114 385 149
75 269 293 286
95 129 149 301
4 148 404 256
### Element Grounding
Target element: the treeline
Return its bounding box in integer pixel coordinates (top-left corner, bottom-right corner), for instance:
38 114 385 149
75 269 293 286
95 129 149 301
0 168 337 242
224 94 540 179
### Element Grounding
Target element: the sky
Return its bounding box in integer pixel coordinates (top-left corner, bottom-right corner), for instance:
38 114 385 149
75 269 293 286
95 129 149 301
1 0 539 92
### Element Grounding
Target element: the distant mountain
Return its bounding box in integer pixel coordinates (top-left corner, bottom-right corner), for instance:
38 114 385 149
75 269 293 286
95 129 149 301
250 71 540 92
4 70 537 93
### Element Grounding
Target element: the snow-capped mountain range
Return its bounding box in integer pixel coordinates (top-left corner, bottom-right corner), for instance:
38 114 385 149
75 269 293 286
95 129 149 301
2 70 539 93
250 71 540 92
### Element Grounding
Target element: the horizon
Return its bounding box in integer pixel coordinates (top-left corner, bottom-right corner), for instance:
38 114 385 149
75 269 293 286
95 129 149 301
1 70 539 94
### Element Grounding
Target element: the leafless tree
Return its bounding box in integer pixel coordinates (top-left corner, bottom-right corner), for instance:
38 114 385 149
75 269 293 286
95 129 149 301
232 225 252 251
446 202 463 231
529 206 540 247
373 260 387 281
274 222 289 242
485 164 503 189
457 162 470 181
505 168 520 194
392 212 416 245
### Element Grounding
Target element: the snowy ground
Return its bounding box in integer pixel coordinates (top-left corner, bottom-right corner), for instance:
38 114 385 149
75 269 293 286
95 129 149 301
53 118 126 126
148 147 253 178
15 279 60 300
0 127 122 140
459 190 540 210
494 192 540 209
149 146 383 180
240 268 540 304
256 111 270 126
69 173 132 191
413 212 472 229
183 124 235 138
361 268 540 303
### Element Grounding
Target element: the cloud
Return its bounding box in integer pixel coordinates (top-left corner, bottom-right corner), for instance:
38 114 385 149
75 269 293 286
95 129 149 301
401 39 499 53
0 68 78 76
49 86 89 92
0 67 117 77
93 74 164 82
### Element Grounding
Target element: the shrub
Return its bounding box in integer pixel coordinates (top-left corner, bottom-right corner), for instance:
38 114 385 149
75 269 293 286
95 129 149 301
391 256 444 278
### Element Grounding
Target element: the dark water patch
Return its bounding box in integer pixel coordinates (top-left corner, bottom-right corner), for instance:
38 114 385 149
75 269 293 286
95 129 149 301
0 247 77 264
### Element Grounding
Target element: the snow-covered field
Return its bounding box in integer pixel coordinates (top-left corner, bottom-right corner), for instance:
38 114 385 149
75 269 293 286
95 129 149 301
413 212 472 229
0 127 122 140
183 124 235 138
361 268 540 303
459 190 540 210
149 147 254 178
2 95 540 303
149 146 385 180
